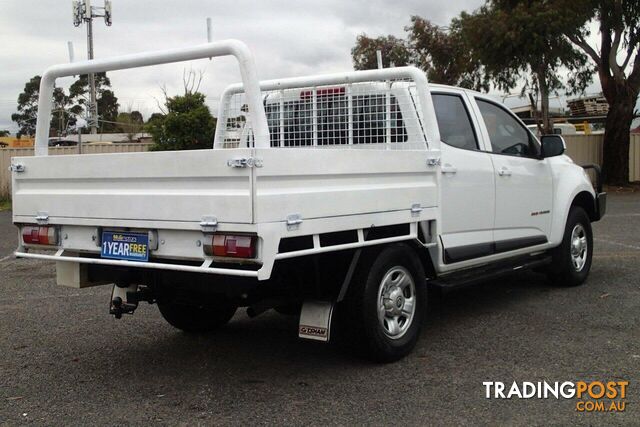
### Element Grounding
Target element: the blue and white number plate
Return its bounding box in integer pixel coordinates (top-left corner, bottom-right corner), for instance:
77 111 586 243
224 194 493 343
101 231 149 262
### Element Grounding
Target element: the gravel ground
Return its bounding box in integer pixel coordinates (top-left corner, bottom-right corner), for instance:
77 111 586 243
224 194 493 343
0 194 639 426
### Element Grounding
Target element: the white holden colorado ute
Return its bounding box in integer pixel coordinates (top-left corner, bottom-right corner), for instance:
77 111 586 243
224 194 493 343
11 41 606 362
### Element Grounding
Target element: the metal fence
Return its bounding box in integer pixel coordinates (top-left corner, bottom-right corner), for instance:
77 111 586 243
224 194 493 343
0 143 152 198
630 133 640 182
563 133 640 182
563 134 603 166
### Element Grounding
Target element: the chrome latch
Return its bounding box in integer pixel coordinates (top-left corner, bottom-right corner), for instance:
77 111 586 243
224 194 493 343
411 203 423 216
36 212 49 225
286 213 303 231
199 215 218 232
9 163 25 173
426 157 441 167
227 157 263 168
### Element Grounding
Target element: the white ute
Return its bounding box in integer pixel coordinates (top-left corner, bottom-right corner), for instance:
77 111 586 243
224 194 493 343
11 41 606 362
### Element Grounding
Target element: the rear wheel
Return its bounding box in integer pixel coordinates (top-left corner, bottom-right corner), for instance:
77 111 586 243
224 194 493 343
157 295 237 333
338 244 427 363
548 207 593 287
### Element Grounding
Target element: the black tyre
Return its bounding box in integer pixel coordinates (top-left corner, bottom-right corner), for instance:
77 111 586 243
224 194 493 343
548 207 593 287
157 296 237 333
338 244 427 363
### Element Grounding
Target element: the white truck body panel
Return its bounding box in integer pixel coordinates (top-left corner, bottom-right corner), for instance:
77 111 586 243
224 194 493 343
253 148 437 223
12 149 254 225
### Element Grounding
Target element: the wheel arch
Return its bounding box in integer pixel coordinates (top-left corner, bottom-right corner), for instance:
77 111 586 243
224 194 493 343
359 241 436 280
406 240 438 280
571 191 598 222
549 180 596 246
332 240 435 303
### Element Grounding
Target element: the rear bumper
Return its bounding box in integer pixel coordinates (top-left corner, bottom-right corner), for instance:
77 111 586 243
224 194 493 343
14 250 260 278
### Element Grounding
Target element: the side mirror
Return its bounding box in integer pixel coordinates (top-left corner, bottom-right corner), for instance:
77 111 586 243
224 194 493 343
540 134 566 158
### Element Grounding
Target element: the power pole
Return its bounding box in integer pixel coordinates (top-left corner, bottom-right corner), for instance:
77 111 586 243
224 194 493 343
72 0 112 135
376 50 383 69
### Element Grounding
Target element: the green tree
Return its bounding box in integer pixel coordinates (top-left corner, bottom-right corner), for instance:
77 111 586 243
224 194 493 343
129 110 143 124
146 112 165 125
554 0 640 185
11 75 77 137
351 34 411 70
147 92 216 151
116 110 144 142
0 130 10 137
459 1 592 134
351 20 486 90
406 16 488 90
69 72 120 132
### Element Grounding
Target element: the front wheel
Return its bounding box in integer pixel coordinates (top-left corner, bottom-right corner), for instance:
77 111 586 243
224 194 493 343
548 207 593 287
338 244 427 363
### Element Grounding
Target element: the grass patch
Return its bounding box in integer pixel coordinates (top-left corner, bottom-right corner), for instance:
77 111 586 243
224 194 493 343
0 198 11 211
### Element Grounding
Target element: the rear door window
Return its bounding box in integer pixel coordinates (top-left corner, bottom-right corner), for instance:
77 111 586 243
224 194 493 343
432 94 478 151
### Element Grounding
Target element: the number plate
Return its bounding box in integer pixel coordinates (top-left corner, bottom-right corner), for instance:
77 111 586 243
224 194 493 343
101 231 149 262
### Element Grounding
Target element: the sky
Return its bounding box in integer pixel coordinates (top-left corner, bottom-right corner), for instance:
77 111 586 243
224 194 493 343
0 0 636 133
0 0 488 132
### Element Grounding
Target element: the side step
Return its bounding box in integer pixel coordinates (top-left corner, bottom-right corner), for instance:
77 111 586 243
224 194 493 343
430 254 552 290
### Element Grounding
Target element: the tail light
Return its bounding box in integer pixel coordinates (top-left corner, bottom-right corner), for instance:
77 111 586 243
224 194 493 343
204 234 256 258
22 225 59 246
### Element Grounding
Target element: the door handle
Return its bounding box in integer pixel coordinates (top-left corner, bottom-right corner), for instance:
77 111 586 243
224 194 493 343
441 164 457 174
498 167 512 176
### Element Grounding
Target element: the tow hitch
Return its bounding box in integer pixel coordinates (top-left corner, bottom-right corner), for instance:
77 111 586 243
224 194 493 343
109 284 155 319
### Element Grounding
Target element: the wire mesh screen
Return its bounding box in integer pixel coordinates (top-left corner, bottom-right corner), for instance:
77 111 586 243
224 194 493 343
218 80 426 149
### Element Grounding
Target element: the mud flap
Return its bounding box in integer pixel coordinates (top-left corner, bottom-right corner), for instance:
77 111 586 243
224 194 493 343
298 300 334 342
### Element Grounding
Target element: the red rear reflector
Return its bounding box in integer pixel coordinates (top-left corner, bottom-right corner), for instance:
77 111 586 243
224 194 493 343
205 234 256 258
22 226 59 246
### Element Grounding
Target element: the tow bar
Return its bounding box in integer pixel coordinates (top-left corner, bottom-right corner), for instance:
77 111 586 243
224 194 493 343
109 284 155 319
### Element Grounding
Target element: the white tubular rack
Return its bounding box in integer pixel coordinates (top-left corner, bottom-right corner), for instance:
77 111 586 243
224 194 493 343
214 66 441 150
34 39 270 155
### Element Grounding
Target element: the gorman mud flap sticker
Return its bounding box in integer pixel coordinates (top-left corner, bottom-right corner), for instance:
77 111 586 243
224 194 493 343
298 300 334 342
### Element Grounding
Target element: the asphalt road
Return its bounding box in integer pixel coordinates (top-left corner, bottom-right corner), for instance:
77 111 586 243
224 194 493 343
1 195 639 426
0 210 16 260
